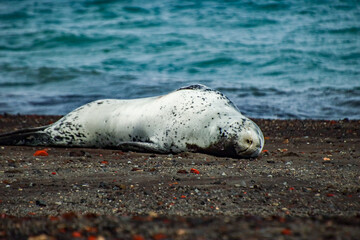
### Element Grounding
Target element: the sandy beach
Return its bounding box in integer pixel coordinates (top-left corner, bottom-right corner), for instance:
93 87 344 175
0 115 359 239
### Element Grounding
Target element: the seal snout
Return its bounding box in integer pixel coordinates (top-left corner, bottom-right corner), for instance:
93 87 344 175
235 121 264 158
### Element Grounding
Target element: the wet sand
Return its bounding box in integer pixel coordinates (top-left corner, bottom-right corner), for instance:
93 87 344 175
0 115 359 239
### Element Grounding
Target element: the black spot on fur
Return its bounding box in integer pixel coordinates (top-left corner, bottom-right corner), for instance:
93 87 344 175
177 84 209 91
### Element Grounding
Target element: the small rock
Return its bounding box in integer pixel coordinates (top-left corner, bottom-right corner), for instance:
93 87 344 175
131 167 142 172
212 181 222 185
69 150 86 157
115 184 127 190
240 180 247 187
284 152 300 157
99 182 111 189
35 200 47 207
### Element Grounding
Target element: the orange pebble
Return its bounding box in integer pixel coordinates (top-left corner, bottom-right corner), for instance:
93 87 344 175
190 168 200 174
132 235 145 240
152 233 167 240
281 228 292 235
72 231 82 238
34 149 48 156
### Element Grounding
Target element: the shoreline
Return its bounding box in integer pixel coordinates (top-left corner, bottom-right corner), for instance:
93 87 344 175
1 115 359 239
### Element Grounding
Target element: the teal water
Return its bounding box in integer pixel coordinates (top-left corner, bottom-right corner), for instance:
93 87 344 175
0 0 359 119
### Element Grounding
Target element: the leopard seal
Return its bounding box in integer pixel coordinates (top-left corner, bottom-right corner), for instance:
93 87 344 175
0 84 264 158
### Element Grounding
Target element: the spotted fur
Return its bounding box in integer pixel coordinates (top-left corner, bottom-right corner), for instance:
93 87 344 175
0 85 264 158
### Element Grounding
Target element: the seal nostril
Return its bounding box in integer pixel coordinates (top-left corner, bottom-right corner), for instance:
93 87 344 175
246 139 253 144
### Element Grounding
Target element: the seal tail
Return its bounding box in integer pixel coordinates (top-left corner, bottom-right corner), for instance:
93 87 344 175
0 126 52 146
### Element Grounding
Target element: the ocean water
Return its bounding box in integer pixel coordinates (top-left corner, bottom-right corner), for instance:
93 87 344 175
0 0 359 119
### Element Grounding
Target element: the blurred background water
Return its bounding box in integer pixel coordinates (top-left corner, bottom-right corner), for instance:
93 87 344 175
0 0 359 119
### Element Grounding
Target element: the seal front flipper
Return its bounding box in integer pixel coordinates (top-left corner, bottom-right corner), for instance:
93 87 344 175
0 126 52 146
117 142 165 153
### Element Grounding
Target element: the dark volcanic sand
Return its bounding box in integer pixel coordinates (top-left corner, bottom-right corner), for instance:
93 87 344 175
0 115 359 239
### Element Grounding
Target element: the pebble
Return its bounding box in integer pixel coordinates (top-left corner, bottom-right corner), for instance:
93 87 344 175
35 200 47 207
239 180 247 187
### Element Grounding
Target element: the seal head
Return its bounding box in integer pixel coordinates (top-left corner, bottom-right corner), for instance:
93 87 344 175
189 117 264 158
232 120 264 158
